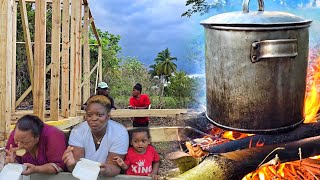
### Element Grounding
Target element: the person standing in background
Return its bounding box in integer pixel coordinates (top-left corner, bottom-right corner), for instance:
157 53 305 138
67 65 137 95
96 82 116 110
129 83 151 127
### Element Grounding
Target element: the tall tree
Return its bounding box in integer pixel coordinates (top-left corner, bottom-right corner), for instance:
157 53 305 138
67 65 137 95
154 48 177 81
153 48 177 97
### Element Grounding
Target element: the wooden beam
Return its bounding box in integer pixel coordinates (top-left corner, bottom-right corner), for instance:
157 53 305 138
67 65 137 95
61 0 70 118
11 116 83 131
33 0 46 120
82 4 90 103
148 127 181 142
89 11 101 46
98 46 102 82
82 0 101 45
11 2 17 113
80 62 98 87
49 0 61 121
15 0 53 2
0 0 14 146
95 56 99 94
77 5 82 110
78 109 189 118
19 0 34 96
12 109 189 121
70 0 81 116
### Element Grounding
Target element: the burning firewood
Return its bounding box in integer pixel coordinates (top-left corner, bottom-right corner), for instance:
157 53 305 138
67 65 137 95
170 135 320 180
243 158 320 180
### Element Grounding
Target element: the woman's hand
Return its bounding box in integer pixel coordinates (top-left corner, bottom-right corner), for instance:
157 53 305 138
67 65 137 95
62 146 76 167
5 144 18 164
22 163 38 175
113 156 125 167
149 174 161 180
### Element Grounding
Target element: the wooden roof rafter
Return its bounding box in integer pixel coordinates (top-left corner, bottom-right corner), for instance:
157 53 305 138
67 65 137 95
82 0 101 46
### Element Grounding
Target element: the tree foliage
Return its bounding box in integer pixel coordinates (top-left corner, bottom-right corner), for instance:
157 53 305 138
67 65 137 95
89 29 122 80
167 71 202 108
154 48 177 80
182 0 317 17
182 0 226 17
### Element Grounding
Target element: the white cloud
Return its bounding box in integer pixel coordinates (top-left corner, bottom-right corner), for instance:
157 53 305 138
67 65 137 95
87 0 203 73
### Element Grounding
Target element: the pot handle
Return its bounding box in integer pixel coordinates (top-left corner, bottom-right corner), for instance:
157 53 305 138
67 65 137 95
243 0 264 13
250 39 298 63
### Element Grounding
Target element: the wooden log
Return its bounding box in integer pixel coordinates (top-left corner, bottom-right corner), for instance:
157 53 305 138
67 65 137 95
208 122 320 154
172 135 320 180
98 46 102 82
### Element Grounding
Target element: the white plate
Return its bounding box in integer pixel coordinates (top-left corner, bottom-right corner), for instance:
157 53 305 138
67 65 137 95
0 163 26 180
72 158 101 180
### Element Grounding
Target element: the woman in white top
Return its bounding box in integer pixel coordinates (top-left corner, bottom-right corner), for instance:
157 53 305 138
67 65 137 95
62 95 129 176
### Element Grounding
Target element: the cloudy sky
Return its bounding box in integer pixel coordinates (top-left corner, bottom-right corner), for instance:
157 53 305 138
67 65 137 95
89 0 206 74
88 0 320 74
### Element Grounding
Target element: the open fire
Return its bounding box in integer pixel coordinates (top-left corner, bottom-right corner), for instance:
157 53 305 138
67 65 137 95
184 50 320 179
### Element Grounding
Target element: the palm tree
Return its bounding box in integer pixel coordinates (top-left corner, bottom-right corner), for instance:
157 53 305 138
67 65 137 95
153 48 177 96
154 48 177 81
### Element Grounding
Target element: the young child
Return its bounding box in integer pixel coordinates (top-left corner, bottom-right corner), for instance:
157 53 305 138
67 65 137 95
113 128 160 180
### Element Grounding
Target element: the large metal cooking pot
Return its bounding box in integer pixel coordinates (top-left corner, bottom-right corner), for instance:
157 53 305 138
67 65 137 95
201 0 312 133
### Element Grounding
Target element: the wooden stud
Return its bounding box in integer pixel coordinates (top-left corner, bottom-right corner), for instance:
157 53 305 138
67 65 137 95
98 46 102 82
82 4 90 103
95 52 99 94
77 5 82 110
70 0 81 116
61 0 70 118
49 0 61 121
80 62 98 87
0 0 14 146
11 2 17 113
19 0 34 96
33 0 46 120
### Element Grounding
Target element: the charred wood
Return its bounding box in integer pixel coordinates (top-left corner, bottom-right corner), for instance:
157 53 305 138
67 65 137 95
208 122 320 154
171 135 320 180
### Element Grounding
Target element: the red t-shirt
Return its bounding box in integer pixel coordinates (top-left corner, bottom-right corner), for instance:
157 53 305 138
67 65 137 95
124 145 160 176
129 94 151 124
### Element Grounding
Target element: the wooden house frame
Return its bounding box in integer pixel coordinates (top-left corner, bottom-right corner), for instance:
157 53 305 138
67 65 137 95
0 0 188 147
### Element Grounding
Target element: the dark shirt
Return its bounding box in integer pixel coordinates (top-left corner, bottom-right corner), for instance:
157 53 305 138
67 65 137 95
107 95 116 109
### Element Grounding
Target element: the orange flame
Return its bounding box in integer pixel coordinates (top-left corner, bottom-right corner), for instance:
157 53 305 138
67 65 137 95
222 131 254 141
242 51 320 180
304 55 320 123
222 131 235 140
